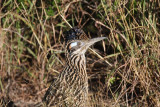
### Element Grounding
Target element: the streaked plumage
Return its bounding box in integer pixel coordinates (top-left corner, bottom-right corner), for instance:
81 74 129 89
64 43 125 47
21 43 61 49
42 27 106 107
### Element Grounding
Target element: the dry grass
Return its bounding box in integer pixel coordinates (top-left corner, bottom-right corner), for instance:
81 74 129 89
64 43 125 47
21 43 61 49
0 0 160 107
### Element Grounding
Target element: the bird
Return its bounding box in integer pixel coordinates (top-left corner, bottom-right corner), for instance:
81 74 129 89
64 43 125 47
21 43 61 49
42 27 106 107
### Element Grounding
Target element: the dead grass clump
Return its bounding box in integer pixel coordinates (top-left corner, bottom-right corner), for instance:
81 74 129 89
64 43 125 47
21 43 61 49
0 0 160 106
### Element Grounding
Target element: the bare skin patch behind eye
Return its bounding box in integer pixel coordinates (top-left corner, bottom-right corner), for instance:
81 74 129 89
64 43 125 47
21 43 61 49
69 42 78 49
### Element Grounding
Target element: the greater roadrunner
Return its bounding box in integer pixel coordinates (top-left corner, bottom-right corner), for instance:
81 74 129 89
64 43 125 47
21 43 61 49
42 27 106 107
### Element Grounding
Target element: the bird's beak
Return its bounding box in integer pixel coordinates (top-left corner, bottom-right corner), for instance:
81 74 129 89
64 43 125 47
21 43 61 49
86 37 106 47
80 37 106 53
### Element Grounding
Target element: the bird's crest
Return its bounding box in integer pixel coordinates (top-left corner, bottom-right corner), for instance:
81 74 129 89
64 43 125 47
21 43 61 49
65 27 89 44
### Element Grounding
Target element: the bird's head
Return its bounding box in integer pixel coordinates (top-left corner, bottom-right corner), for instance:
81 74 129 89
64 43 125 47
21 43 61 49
65 27 106 57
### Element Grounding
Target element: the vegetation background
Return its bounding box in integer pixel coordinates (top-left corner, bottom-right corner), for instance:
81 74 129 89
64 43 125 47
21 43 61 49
0 0 159 106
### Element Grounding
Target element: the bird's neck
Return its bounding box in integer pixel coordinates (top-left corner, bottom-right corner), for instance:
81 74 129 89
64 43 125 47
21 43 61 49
67 54 87 76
